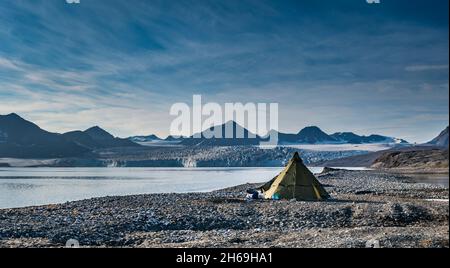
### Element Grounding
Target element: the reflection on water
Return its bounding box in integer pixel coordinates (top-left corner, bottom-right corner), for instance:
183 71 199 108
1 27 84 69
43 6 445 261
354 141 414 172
0 167 285 209
2 182 42 190
0 167 446 209
403 173 449 187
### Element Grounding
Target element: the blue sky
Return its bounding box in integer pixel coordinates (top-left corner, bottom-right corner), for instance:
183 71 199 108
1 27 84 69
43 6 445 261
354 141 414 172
0 0 448 142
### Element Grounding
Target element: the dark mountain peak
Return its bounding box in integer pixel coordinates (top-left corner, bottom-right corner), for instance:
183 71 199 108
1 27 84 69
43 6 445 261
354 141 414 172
299 126 317 131
1 113 33 124
0 113 45 135
296 126 336 144
4 113 22 119
208 120 242 131
298 126 327 135
82 126 139 148
226 120 246 129
85 126 106 133
213 121 257 137
191 121 256 138
87 125 101 130
1 113 89 158
439 126 449 135
181 120 260 146
84 126 114 140
428 126 449 147
300 125 321 131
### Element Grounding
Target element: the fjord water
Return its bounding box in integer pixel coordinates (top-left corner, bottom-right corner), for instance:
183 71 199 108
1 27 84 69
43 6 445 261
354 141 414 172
1 167 444 209
0 167 291 209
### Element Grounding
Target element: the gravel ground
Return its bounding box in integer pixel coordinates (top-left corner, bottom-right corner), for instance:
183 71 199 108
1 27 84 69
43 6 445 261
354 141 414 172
0 170 448 248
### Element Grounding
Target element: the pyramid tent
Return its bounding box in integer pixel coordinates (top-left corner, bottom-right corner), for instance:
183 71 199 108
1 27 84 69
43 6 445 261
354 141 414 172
260 152 329 201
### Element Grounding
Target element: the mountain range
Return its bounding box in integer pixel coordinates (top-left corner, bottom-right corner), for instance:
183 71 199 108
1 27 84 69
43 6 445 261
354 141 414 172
0 113 139 158
427 126 449 147
276 126 407 145
129 134 162 143
130 121 408 146
3 113 446 159
0 113 90 158
314 128 449 168
180 121 261 146
63 126 139 150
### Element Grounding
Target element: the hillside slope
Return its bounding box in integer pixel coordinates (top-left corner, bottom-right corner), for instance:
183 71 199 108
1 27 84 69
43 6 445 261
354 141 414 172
0 113 89 158
372 149 449 169
314 145 448 169
427 126 449 147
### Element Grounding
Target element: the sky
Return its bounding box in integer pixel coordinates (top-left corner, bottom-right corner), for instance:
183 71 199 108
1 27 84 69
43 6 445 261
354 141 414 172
0 0 448 143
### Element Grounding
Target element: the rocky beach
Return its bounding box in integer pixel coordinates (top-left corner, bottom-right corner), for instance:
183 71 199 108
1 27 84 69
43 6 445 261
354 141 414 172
0 169 448 248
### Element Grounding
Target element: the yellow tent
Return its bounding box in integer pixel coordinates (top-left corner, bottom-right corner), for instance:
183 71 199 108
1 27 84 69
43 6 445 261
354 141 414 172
260 152 329 201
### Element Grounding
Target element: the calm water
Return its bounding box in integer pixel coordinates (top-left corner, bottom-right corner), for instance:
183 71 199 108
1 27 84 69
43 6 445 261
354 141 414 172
0 167 291 209
0 167 445 209
401 173 449 188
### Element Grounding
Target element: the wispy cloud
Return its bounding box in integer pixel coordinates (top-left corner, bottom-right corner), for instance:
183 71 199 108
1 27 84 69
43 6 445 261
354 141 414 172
0 0 448 142
405 64 449 72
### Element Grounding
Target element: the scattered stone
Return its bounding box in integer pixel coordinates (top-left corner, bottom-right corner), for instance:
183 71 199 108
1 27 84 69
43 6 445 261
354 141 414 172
0 170 447 248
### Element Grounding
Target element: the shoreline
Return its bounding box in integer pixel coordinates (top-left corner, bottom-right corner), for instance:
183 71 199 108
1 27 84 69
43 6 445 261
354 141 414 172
0 170 448 248
1 167 447 210
379 168 449 175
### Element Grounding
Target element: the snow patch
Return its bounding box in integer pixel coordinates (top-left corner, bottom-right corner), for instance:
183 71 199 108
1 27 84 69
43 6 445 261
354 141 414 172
135 140 183 147
182 158 197 168
424 199 449 202
270 143 395 152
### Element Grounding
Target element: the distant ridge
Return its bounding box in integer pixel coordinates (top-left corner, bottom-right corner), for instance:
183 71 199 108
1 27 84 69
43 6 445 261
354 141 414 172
165 135 182 141
1 113 411 154
130 122 409 146
330 132 408 144
314 127 449 168
270 127 406 145
0 113 89 158
180 121 261 146
297 126 337 143
62 131 100 149
63 126 139 149
0 113 140 158
427 126 449 147
128 134 162 143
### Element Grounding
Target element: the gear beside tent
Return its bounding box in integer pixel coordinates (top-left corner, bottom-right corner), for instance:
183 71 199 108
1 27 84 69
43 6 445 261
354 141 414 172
259 152 330 201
